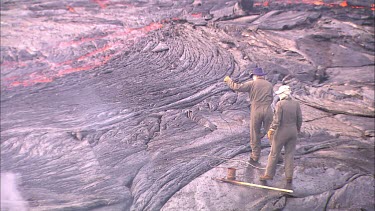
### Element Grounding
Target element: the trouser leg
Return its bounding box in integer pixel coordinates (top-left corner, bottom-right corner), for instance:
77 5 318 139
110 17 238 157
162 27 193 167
250 111 262 161
265 138 283 177
284 136 297 178
263 106 273 133
259 106 272 139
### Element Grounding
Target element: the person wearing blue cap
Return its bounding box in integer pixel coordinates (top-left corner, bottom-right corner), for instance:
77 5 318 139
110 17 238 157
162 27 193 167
224 67 273 163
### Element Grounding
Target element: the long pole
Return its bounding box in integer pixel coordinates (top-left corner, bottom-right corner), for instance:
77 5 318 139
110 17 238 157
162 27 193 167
213 178 293 193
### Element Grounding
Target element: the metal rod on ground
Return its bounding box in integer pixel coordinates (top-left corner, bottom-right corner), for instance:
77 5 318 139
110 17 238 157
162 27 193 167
213 178 293 193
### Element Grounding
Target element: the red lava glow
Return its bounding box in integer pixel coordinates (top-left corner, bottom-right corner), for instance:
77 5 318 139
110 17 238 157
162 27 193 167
3 22 163 88
66 5 76 13
10 74 53 87
59 23 162 48
77 45 111 61
312 0 324 6
141 22 163 33
191 13 203 18
3 1 373 88
57 65 95 76
91 0 109 9
1 61 27 68
339 1 348 7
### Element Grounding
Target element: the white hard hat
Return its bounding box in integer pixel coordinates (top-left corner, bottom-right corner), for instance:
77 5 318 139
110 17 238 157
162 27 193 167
275 85 291 95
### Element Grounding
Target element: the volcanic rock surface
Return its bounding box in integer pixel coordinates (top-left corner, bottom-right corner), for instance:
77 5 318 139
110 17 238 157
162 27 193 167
1 0 374 211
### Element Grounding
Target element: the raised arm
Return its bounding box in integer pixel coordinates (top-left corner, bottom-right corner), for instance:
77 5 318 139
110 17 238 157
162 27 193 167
269 102 282 132
271 95 280 112
224 77 252 92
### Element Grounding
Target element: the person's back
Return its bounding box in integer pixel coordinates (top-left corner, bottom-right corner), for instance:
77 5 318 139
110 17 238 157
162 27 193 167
224 67 273 162
277 98 301 131
226 76 273 105
248 79 273 106
260 86 302 183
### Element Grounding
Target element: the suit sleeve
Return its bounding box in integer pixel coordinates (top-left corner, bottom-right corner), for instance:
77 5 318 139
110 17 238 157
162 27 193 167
271 95 280 112
270 102 282 131
225 79 252 92
296 102 302 133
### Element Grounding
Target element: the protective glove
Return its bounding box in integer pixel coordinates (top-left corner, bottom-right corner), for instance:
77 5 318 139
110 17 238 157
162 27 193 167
224 76 231 82
267 129 275 139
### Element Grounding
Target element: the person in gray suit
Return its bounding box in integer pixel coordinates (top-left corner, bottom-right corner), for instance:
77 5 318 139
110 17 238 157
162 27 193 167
260 85 302 183
224 67 273 163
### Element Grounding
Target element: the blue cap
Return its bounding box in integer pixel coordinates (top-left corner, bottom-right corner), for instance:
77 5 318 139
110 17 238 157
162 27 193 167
250 67 267 78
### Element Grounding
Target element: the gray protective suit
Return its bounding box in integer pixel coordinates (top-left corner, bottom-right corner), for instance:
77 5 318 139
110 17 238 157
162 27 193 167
265 96 302 178
271 95 280 113
225 78 273 161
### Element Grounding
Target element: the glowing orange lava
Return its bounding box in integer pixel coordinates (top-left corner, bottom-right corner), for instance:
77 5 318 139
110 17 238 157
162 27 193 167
91 0 109 9
312 0 324 6
66 5 76 13
339 1 348 7
4 22 163 88
191 13 203 18
3 2 373 88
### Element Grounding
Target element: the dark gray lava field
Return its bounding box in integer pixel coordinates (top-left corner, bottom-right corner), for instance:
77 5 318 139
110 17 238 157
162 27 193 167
1 0 374 210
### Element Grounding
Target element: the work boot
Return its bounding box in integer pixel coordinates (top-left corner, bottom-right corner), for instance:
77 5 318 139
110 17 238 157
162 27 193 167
286 177 293 183
260 175 273 181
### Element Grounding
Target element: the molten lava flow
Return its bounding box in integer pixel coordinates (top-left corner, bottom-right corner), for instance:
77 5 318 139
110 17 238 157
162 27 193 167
311 0 324 6
4 22 163 88
10 73 53 87
77 45 111 62
191 13 203 18
66 5 76 13
91 0 109 9
339 1 348 7
3 0 372 89
1 61 27 68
